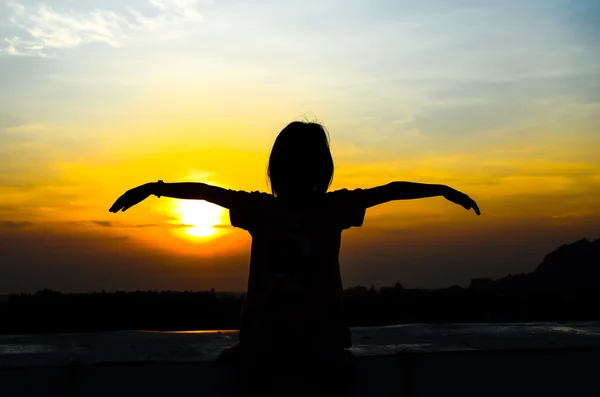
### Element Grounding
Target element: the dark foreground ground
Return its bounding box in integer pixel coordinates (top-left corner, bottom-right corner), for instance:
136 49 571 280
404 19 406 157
2 322 600 396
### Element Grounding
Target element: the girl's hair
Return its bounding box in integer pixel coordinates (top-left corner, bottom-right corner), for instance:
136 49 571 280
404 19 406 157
267 121 334 199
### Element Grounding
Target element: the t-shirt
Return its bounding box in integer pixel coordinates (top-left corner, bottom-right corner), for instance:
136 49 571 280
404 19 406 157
228 188 367 351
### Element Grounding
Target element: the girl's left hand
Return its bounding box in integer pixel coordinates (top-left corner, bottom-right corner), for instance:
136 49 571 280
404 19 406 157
109 183 154 213
443 187 481 215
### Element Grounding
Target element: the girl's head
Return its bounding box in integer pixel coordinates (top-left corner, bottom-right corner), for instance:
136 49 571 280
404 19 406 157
267 121 334 199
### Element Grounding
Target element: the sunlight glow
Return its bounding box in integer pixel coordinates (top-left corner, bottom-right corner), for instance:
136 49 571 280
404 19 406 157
172 200 228 239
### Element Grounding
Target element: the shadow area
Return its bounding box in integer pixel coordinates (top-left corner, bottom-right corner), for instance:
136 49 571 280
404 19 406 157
216 344 356 396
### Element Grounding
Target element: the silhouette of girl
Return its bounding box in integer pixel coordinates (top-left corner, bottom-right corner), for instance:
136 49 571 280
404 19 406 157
109 120 480 388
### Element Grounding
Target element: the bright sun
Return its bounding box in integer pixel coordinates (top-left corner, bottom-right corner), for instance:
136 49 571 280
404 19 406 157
173 200 227 239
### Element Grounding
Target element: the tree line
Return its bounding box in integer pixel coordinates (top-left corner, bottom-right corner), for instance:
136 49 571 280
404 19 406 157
2 282 600 335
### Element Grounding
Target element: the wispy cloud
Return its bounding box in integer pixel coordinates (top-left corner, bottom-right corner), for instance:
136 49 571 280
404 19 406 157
0 221 33 228
1 0 205 57
88 220 197 229
90 220 157 228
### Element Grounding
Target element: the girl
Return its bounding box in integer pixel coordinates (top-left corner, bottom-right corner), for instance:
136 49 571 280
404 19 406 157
109 120 480 366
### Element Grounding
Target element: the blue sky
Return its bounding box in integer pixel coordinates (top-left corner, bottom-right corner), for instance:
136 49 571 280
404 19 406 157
2 0 598 152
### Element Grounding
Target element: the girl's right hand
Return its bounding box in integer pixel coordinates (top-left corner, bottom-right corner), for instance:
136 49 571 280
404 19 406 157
443 187 481 215
109 183 154 213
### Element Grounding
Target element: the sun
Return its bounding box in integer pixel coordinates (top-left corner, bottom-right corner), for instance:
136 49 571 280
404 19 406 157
172 200 228 239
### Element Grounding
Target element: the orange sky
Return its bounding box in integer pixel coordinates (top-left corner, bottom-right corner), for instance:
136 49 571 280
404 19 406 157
1 0 599 293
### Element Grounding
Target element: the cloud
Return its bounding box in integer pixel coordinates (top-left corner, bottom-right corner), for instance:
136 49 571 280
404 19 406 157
90 220 157 228
87 220 197 229
0 219 198 230
169 223 195 228
0 221 33 228
91 220 118 228
1 0 205 57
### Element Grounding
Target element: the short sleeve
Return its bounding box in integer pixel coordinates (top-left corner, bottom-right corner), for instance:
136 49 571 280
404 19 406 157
327 189 367 230
228 190 272 231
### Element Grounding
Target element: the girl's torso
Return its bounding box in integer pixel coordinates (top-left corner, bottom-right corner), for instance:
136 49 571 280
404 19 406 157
229 189 366 350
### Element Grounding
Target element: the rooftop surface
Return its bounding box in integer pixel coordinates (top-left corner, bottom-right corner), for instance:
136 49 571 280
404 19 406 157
2 323 600 396
2 322 600 367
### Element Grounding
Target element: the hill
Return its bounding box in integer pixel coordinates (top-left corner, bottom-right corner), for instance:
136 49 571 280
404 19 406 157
493 237 600 291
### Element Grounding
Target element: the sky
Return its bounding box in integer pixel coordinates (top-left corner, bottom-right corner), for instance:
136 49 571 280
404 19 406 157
1 0 599 294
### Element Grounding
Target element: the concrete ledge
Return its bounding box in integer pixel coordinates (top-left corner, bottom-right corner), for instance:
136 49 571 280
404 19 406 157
2 323 600 396
2 348 599 396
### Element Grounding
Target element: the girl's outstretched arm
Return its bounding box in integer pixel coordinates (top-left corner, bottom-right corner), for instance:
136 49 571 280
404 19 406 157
362 182 480 215
109 182 236 213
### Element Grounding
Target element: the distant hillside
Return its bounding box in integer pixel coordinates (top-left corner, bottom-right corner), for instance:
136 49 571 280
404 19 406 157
492 237 600 291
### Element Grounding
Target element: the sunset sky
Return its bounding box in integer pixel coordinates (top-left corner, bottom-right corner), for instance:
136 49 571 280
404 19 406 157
1 0 599 294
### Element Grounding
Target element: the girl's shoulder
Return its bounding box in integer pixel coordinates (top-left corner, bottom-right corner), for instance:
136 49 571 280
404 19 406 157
232 190 274 202
325 188 366 202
